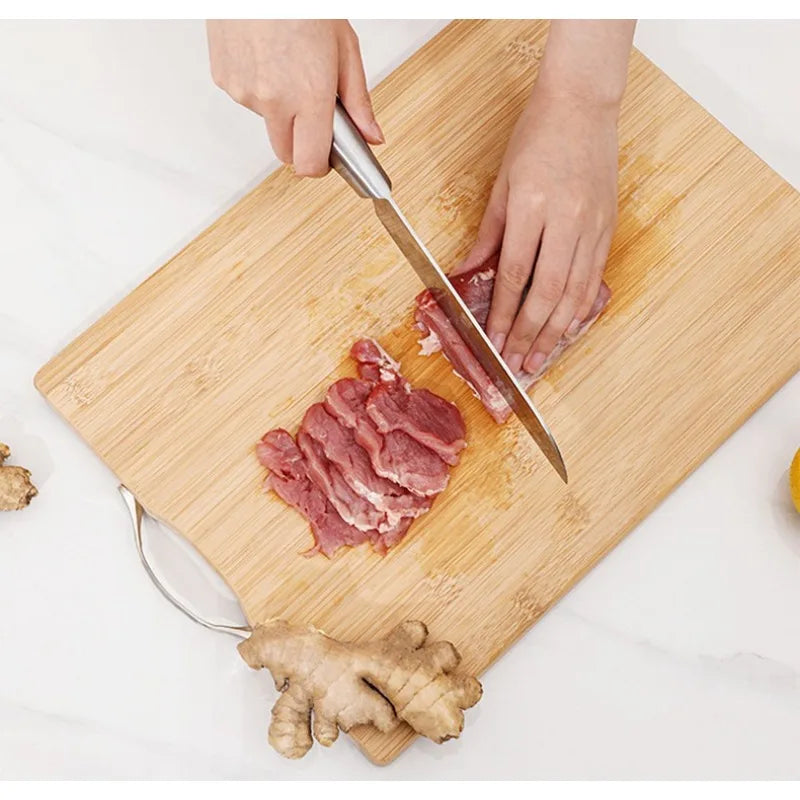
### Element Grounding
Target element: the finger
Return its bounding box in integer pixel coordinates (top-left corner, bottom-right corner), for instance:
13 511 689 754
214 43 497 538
292 100 336 177
264 113 295 165
501 223 577 374
453 178 507 276
523 234 595 373
485 191 545 354
577 227 614 321
338 26 384 144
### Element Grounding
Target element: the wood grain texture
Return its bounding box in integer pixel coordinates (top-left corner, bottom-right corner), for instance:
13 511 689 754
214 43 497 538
35 20 800 765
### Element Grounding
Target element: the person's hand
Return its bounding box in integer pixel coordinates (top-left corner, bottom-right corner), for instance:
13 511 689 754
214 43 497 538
458 19 634 376
458 87 619 375
206 20 383 176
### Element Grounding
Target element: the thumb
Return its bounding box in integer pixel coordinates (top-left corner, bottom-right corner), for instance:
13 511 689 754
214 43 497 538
453 180 507 275
338 30 384 145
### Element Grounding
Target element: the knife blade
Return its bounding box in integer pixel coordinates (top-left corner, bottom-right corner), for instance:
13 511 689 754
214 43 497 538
330 101 568 483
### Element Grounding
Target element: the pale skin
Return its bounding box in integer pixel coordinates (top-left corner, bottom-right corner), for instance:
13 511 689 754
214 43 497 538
207 20 635 371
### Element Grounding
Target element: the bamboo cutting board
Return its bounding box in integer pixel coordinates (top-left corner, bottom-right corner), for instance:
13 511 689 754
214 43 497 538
36 20 800 764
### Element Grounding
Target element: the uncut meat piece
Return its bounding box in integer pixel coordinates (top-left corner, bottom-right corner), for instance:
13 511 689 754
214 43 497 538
322 379 449 497
256 429 371 558
415 289 508 423
415 259 612 423
350 338 467 465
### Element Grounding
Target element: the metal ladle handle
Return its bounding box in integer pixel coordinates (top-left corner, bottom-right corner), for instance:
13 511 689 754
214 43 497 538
119 486 251 640
330 99 392 200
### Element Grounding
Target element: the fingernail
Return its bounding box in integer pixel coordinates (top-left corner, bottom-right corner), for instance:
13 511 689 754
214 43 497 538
490 332 506 352
524 351 547 374
371 120 385 144
566 317 581 337
506 352 523 374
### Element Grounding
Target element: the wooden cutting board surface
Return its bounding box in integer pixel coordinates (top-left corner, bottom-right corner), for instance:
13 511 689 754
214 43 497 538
36 20 800 764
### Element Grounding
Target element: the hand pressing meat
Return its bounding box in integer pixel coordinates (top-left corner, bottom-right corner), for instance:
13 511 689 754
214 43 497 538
454 21 634 373
416 257 611 423
256 339 465 558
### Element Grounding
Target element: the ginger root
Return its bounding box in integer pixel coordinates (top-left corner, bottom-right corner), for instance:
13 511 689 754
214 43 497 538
0 443 37 511
238 619 482 759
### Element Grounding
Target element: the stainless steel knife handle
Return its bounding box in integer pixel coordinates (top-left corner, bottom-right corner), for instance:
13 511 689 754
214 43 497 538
330 100 392 200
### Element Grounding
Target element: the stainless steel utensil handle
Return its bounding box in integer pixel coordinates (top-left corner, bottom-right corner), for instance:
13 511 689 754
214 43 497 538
119 486 251 640
330 100 392 200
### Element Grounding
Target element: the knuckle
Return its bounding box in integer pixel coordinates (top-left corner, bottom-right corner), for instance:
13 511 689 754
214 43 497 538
499 261 531 290
557 194 586 221
210 67 227 90
542 319 563 342
304 87 333 108
593 209 607 230
519 308 545 336
228 84 255 107
537 276 564 306
224 82 244 102
258 90 284 113
506 334 531 355
516 188 547 212
566 278 588 303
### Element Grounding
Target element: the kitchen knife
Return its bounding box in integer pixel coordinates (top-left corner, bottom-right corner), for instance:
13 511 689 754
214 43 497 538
329 100 568 483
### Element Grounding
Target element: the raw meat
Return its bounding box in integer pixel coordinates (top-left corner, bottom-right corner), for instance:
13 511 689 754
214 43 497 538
366 382 466 466
350 339 467 465
323 380 433 520
296 431 385 532
322 378 450 497
256 429 372 557
416 290 509 423
350 339 402 385
415 259 612 422
257 338 466 558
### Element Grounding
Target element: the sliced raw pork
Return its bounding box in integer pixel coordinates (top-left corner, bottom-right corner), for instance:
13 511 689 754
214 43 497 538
256 338 466 558
256 429 372 557
296 431 385 532
350 339 467 465
415 257 611 422
323 376 450 497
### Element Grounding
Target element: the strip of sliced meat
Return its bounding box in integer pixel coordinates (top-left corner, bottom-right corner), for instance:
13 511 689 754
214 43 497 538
371 429 450 497
324 386 433 524
296 431 384 532
256 429 371 558
366 381 466 466
350 338 467 465
415 260 612 422
322 379 449 497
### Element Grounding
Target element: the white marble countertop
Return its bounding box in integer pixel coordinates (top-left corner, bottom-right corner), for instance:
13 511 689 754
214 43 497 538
1 20 799 779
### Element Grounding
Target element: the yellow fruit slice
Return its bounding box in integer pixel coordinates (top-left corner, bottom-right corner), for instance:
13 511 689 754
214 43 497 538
791 448 800 514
